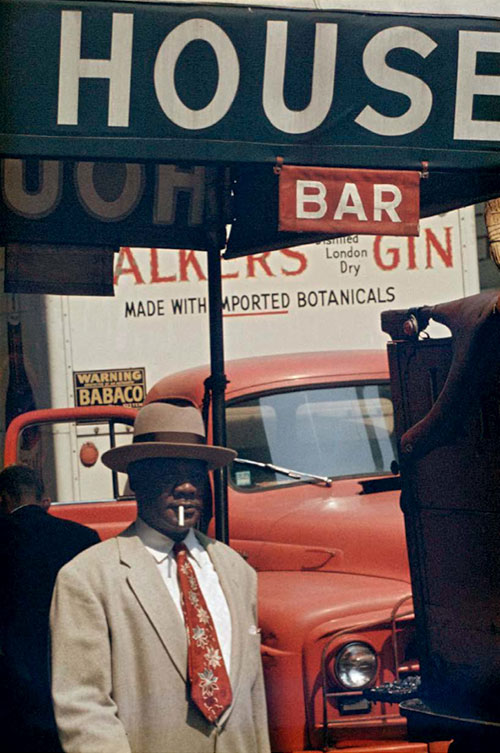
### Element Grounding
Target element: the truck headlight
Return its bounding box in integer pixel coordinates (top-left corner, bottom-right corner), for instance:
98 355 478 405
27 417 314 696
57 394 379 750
334 642 378 689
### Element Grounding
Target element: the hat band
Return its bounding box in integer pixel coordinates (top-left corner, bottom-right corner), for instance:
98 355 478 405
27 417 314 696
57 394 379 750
133 431 206 445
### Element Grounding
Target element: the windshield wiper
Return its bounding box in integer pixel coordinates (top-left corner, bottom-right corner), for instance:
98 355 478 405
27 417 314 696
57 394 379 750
233 457 332 486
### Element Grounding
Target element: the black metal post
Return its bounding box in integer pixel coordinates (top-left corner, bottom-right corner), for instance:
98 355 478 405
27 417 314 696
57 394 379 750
207 247 229 544
204 166 230 544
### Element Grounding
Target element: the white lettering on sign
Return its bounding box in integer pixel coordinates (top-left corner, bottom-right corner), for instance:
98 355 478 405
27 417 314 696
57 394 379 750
295 180 403 223
75 162 145 221
281 165 417 234
296 180 327 219
263 21 338 134
355 26 437 136
454 31 500 141
53 11 500 141
373 184 402 221
1 159 63 218
154 19 239 129
58 10 133 127
333 183 367 221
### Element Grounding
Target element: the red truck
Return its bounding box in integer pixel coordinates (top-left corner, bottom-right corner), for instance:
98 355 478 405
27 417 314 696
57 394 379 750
5 350 447 753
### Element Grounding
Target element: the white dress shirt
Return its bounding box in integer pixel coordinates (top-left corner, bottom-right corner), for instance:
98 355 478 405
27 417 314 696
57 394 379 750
135 519 232 673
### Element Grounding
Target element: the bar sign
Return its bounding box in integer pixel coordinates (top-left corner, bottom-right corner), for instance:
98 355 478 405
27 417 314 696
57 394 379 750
279 165 420 237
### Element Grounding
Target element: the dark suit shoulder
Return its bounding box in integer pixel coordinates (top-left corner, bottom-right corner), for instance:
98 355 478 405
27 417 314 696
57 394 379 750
46 514 100 546
14 505 99 545
12 506 99 575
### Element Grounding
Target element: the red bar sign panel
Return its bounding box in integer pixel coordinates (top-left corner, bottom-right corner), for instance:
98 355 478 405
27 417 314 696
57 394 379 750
279 165 420 236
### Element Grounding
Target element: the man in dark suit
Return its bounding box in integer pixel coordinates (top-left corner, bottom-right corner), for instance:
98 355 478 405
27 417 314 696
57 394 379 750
0 464 100 753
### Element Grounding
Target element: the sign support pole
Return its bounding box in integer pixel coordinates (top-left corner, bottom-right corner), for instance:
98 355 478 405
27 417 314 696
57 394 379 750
205 168 230 545
207 248 229 544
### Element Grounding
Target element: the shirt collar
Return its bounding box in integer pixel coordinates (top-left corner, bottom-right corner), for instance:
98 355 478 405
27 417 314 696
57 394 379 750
10 503 42 515
135 518 203 565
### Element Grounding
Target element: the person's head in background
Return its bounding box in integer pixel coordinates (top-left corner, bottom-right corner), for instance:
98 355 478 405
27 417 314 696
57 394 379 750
0 464 49 514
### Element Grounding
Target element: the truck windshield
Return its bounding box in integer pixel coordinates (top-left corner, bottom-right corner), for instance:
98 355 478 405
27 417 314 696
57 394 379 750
227 383 396 489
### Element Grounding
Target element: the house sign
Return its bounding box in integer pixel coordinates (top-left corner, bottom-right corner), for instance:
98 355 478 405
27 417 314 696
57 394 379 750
0 0 499 170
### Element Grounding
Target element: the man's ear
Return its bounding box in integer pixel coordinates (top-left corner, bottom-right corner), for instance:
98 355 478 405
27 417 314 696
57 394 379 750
41 496 51 512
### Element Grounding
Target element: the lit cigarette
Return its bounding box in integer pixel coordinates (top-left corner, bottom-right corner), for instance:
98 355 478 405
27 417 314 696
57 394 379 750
178 505 185 526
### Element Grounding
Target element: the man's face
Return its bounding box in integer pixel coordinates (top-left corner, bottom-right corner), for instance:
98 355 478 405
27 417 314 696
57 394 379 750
131 458 209 540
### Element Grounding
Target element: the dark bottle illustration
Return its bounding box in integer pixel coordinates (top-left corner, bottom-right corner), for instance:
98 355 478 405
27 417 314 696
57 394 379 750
5 296 39 451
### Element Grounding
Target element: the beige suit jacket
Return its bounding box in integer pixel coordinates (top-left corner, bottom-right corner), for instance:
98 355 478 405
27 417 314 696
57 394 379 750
50 525 270 753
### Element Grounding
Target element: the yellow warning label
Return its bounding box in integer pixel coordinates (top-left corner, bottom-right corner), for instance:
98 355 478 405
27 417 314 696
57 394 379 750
73 368 146 409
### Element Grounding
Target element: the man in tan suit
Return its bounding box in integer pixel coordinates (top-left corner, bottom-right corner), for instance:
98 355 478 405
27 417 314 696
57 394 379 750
50 403 270 753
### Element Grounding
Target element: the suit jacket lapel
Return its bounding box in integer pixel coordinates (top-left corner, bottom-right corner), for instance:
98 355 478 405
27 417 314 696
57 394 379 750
117 525 187 681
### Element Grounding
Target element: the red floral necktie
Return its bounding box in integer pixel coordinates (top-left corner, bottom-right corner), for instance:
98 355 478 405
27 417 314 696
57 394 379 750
173 542 232 722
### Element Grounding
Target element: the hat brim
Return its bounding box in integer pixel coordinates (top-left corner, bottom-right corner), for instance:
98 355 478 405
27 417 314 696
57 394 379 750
101 442 236 473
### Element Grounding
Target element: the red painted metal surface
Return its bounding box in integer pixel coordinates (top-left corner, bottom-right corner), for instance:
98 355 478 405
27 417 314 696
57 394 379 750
146 350 390 408
3 405 137 466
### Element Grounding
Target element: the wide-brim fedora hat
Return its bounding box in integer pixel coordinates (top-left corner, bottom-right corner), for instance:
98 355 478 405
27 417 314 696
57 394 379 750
101 402 236 472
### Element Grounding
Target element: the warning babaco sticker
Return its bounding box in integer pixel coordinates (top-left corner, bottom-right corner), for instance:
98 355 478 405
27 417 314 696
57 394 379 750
73 368 146 409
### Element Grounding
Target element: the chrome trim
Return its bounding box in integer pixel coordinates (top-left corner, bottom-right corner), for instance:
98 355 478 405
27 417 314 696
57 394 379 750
319 595 415 750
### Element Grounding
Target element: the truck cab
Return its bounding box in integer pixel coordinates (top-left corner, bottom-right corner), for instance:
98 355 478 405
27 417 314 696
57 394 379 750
5 350 435 752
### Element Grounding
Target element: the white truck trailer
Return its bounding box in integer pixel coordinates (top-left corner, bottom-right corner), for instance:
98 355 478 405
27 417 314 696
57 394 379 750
0 206 479 502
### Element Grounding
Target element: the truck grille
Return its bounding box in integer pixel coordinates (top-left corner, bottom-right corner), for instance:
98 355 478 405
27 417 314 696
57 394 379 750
319 595 418 749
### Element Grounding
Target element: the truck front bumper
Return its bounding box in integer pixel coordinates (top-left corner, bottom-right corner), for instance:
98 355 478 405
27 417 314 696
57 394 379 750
291 742 449 753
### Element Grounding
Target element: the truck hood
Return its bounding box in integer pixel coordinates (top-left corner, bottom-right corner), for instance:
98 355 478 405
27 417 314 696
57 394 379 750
257 570 413 651
229 479 410 583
